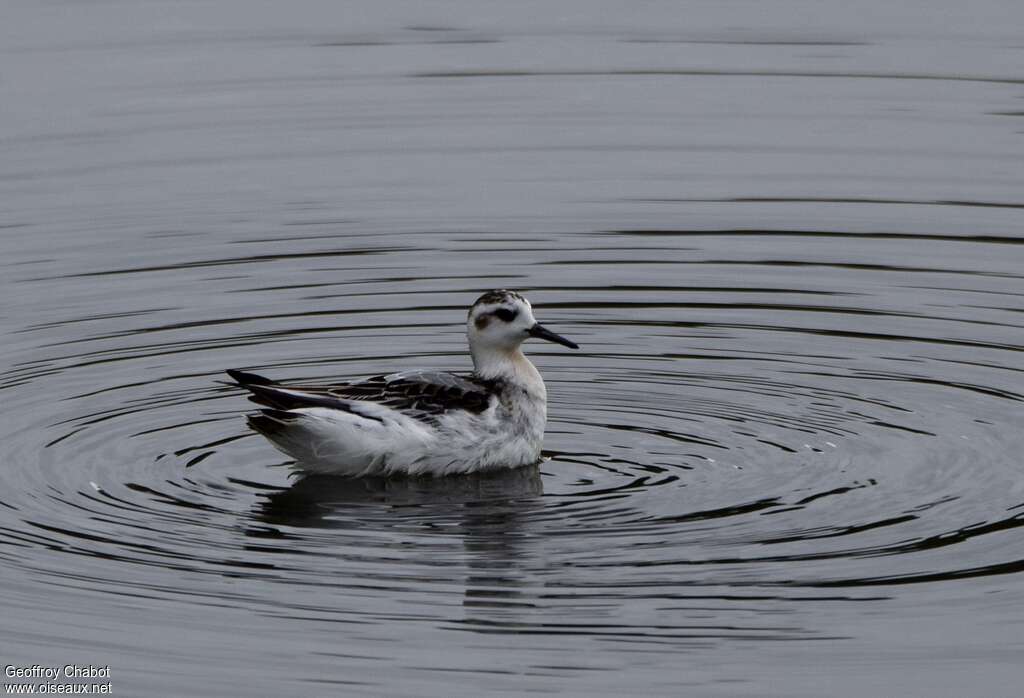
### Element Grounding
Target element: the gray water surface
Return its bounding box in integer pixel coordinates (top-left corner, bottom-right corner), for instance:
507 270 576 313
3 1 1024 696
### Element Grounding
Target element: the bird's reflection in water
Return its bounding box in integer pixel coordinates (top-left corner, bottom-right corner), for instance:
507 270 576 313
256 464 544 527
253 464 547 630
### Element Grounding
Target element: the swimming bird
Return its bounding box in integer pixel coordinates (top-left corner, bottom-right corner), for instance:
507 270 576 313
227 290 578 476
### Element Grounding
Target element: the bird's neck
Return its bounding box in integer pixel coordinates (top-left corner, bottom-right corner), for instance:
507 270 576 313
472 347 546 398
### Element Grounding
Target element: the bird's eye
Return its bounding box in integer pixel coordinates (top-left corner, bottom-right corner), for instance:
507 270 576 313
494 308 518 323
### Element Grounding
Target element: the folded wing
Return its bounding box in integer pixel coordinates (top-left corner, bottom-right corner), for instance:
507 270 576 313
226 368 496 423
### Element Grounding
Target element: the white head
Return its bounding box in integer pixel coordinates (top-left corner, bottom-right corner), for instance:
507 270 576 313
466 290 578 378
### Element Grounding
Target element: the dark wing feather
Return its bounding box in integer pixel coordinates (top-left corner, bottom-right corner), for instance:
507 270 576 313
227 369 497 423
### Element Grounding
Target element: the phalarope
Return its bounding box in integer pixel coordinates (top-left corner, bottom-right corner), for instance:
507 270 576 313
227 290 578 476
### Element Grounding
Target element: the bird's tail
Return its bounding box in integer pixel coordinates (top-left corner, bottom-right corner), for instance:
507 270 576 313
226 368 274 386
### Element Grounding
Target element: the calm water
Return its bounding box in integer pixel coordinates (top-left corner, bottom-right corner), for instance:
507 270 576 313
3 1 1024 695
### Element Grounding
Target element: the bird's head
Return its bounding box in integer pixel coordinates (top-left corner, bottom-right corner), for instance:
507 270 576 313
467 290 578 362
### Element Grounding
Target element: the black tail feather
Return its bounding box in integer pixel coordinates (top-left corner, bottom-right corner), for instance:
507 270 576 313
227 369 275 386
243 383 324 410
246 408 298 437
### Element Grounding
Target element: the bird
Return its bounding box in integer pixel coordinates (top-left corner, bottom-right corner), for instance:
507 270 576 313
226 290 579 477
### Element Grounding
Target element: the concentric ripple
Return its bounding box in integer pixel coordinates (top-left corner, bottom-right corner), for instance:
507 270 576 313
4 224 1024 683
4 0 1024 694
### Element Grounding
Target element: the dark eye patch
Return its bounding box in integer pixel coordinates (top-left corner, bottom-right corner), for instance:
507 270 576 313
493 307 518 323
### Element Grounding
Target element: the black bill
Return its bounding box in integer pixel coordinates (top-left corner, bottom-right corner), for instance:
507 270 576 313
528 323 579 349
